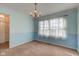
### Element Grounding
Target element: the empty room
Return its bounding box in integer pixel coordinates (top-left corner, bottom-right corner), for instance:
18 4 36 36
0 3 79 56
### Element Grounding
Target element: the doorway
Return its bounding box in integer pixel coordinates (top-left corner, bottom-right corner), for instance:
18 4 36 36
0 14 9 49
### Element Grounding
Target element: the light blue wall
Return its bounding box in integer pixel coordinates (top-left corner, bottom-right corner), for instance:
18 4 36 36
0 6 34 48
35 8 77 50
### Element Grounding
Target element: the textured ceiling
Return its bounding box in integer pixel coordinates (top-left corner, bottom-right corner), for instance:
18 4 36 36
0 3 79 16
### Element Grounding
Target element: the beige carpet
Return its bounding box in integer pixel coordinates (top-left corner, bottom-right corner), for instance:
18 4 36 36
0 41 79 56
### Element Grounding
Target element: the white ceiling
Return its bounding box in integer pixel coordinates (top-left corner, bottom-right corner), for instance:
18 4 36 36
0 3 79 16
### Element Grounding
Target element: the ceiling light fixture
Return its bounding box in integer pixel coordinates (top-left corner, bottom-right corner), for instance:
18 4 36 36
30 3 41 18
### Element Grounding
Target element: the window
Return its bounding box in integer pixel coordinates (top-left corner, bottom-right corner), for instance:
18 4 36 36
38 20 49 37
39 21 44 36
50 17 66 38
43 20 49 37
38 17 67 38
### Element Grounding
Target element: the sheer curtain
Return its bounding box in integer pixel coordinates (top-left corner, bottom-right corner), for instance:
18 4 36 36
50 17 66 38
38 17 67 39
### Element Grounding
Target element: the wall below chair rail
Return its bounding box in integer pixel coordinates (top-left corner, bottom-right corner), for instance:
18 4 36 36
35 8 78 50
0 6 34 48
